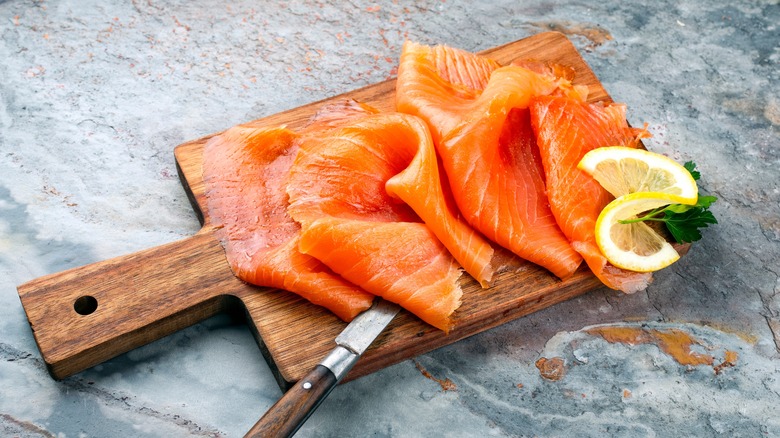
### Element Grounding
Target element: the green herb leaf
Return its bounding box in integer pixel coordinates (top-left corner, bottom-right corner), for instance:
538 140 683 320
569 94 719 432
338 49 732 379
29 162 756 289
695 195 717 209
663 207 718 243
684 161 701 181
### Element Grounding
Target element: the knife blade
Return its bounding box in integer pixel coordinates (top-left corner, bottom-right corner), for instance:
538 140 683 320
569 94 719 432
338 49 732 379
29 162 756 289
244 298 401 438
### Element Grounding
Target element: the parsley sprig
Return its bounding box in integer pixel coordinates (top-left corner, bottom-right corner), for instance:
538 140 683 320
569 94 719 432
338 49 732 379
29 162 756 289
618 162 718 243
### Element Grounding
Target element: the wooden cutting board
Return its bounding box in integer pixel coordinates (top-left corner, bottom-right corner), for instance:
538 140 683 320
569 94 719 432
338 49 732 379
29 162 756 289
17 32 615 390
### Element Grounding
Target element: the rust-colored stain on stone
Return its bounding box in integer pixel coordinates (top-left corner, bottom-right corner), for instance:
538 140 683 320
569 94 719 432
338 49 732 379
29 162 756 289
714 350 739 375
586 326 722 368
535 356 566 381
414 361 457 391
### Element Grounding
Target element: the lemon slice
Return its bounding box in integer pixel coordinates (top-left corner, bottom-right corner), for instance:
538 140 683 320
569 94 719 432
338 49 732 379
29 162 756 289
594 192 694 271
578 146 698 202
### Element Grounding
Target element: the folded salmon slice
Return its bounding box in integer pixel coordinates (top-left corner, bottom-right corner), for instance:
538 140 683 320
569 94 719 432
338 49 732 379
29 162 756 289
530 95 653 293
202 125 374 321
299 218 462 332
396 41 583 279
381 118 498 288
287 102 497 330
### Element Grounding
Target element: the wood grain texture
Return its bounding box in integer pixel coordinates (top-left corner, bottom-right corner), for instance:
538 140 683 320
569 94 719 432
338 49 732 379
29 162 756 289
18 32 615 389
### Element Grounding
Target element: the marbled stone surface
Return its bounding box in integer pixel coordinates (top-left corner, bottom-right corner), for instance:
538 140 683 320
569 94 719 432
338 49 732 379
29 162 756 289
2 0 778 436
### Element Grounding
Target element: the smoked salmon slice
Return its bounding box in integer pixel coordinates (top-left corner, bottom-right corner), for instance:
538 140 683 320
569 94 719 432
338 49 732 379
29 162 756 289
530 95 653 293
395 41 583 279
299 218 462 332
287 101 497 330
202 125 374 321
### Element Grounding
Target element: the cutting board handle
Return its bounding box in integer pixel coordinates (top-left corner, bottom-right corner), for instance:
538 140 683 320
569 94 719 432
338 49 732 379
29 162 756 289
17 231 246 379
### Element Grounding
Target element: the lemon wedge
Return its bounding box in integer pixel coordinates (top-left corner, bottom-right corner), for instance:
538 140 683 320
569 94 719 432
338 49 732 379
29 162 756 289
595 192 695 272
578 146 698 202
579 147 700 272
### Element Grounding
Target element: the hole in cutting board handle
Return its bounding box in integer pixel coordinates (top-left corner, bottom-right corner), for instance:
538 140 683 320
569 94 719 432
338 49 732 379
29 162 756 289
74 295 98 315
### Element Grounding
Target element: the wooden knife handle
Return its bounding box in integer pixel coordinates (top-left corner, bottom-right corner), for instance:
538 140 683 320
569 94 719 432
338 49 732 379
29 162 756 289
16 232 244 379
245 365 338 438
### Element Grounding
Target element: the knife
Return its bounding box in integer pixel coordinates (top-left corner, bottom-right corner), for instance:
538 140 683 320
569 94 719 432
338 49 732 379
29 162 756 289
244 298 401 438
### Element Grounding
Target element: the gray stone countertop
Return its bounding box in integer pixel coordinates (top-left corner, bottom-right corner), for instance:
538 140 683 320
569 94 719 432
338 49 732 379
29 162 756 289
2 1 778 436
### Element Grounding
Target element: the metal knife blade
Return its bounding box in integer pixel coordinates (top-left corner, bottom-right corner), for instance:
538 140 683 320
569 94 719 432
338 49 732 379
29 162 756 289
245 298 401 438
337 298 401 353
